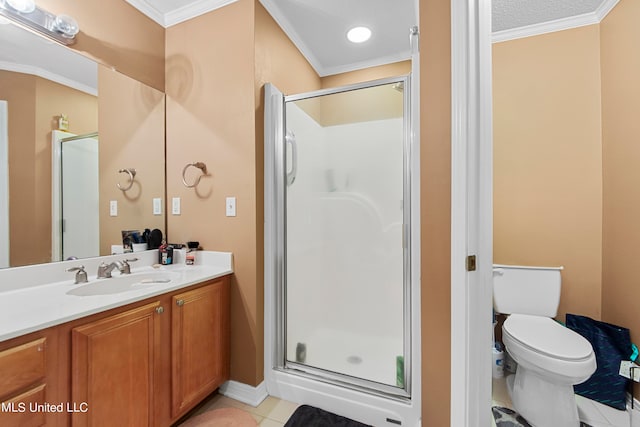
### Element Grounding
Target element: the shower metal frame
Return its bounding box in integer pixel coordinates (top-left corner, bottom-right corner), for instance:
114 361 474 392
271 75 414 400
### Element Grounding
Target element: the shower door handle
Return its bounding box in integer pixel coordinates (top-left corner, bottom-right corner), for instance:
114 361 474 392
286 130 297 186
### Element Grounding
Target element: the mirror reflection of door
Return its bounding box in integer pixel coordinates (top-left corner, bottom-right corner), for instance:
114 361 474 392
55 131 99 261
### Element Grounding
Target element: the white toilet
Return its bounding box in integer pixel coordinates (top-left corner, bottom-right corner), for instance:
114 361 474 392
493 264 596 427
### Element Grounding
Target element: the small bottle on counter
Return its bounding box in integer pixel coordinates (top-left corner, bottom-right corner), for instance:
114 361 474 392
186 250 196 265
185 241 199 266
159 241 174 265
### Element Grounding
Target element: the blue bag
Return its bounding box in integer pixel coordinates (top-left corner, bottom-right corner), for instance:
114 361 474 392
566 314 631 410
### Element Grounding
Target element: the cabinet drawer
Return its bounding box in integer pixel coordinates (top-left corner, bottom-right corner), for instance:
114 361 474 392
0 338 46 398
0 384 46 427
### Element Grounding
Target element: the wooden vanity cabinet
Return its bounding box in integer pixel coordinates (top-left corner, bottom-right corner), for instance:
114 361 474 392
0 329 63 427
171 278 230 419
0 276 230 427
70 301 163 427
67 275 230 427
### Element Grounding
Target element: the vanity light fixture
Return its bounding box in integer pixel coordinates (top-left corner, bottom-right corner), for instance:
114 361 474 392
0 0 79 45
347 26 371 43
6 0 35 13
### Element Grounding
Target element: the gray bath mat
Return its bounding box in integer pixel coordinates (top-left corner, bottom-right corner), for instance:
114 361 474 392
492 406 592 427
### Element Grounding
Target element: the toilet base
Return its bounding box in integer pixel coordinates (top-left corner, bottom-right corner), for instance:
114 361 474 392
506 367 580 427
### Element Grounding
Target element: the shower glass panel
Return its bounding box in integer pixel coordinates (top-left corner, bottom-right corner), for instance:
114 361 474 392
284 80 407 391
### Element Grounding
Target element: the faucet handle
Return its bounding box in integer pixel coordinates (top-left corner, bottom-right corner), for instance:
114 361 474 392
97 262 112 279
66 265 88 284
121 258 138 274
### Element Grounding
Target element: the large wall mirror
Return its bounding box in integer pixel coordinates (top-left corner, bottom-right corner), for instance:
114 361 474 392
0 22 165 269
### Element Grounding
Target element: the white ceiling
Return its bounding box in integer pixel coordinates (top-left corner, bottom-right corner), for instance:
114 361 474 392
129 0 616 76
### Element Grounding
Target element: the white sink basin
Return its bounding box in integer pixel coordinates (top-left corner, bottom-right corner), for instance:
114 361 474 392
67 272 177 296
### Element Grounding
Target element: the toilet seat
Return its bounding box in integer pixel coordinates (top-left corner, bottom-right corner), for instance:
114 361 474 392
504 314 593 361
503 314 596 383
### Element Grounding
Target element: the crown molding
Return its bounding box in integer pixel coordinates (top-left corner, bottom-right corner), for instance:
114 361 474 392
126 0 238 28
492 12 598 43
594 0 620 20
125 0 166 27
0 61 98 96
492 0 620 44
165 0 238 27
258 0 323 76
319 51 412 77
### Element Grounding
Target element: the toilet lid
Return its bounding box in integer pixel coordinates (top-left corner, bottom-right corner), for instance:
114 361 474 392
503 314 593 361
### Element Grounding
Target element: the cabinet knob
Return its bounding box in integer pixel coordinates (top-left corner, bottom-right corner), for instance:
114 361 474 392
156 306 164 314
176 299 185 307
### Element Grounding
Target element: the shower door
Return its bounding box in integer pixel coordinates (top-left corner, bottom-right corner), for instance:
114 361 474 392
271 77 412 398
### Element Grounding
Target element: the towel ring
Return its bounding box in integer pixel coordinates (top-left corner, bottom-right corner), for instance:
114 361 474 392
182 162 207 188
117 168 136 191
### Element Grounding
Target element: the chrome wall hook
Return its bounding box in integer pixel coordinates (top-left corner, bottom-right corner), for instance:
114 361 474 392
182 162 207 188
117 168 136 191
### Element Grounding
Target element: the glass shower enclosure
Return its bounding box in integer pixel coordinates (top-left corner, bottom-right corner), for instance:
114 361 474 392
265 76 416 422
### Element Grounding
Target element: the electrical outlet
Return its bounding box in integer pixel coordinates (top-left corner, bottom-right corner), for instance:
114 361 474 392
109 200 118 217
153 198 162 215
619 360 640 382
172 197 181 215
226 197 236 217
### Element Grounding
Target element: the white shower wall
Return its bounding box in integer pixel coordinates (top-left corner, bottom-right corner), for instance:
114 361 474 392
285 102 404 386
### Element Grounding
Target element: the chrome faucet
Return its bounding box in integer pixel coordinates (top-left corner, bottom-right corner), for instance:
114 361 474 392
97 258 138 278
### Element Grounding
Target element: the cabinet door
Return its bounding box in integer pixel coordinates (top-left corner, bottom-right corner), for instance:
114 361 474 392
171 278 230 417
71 302 162 427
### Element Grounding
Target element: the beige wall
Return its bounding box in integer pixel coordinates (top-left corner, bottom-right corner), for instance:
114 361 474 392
166 0 260 386
600 0 640 396
1 71 37 267
98 66 165 255
0 71 98 267
321 61 411 89
36 0 165 91
493 25 604 321
420 0 451 424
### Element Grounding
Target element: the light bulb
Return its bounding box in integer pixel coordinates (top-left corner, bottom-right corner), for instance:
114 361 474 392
347 26 371 43
5 0 36 13
54 14 78 38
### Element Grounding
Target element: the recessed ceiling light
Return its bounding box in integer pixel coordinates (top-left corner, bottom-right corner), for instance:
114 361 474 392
347 26 371 43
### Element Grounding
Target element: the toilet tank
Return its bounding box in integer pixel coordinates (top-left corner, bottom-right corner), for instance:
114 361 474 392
493 264 563 317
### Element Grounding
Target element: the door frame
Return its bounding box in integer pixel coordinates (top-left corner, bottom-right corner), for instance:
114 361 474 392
450 0 493 426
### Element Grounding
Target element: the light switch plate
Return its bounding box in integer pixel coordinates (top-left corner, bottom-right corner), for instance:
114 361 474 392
109 200 118 217
226 197 236 217
153 198 162 215
172 197 181 215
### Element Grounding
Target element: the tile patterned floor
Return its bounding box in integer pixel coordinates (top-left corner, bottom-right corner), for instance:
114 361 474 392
180 393 299 427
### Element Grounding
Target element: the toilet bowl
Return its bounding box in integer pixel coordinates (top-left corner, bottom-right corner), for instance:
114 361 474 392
502 314 596 427
493 265 596 427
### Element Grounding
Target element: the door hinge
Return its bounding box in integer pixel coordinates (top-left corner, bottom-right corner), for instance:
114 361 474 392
466 255 477 272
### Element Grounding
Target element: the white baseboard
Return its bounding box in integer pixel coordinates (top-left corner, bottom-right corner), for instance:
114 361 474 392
219 380 268 407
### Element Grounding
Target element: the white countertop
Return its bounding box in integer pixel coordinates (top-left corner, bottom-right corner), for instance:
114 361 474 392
0 250 233 342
